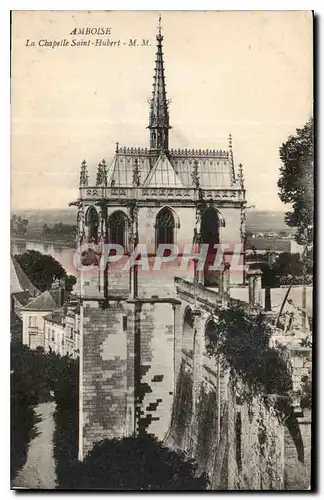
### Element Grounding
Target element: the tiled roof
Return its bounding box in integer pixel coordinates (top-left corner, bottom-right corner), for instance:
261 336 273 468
10 254 39 296
23 290 59 312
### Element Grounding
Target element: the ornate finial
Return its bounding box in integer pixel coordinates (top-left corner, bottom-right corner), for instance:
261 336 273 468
79 159 89 187
132 158 140 187
96 161 105 186
115 142 119 154
158 13 162 37
238 163 244 189
228 133 232 149
191 160 200 188
101 159 107 185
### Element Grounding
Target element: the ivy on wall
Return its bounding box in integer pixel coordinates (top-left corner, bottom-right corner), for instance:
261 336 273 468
206 306 304 462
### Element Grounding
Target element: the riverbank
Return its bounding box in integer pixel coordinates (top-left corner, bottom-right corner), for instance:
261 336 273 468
11 236 75 248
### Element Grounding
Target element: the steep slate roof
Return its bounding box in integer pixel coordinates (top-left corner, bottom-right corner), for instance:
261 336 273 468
10 254 39 296
169 150 233 188
104 148 234 189
106 151 151 187
22 290 59 312
12 290 33 307
143 152 183 187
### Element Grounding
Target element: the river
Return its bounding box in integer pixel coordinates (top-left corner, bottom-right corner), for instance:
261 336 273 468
11 239 78 277
10 239 313 316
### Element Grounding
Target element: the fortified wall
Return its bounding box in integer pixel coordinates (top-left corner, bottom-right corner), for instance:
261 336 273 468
166 275 312 490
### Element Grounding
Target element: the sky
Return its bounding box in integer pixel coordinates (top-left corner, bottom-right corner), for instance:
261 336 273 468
11 10 313 211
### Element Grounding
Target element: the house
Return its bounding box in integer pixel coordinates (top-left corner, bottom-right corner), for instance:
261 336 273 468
21 280 65 350
44 304 80 358
10 253 40 342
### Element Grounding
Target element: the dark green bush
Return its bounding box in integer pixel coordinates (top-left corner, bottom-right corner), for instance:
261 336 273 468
66 435 208 490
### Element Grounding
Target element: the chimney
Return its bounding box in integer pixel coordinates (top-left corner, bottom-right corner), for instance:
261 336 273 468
51 278 65 307
246 268 263 311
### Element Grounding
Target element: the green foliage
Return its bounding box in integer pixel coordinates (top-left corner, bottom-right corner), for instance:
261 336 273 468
66 435 208 490
206 306 293 413
278 118 314 244
15 249 76 292
11 215 29 237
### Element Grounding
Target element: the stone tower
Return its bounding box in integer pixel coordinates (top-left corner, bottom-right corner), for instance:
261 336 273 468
72 18 246 460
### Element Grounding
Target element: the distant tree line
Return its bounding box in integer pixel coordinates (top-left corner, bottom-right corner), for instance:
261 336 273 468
11 215 29 237
42 222 77 240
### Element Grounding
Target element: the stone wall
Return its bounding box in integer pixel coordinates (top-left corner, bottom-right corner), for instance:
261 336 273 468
168 353 285 490
284 410 311 489
79 293 178 458
80 300 130 459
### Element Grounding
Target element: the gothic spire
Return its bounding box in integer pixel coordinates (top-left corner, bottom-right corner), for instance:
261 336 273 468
79 159 89 187
148 15 170 152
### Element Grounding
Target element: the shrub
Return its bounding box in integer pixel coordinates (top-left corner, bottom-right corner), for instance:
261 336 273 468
66 435 208 490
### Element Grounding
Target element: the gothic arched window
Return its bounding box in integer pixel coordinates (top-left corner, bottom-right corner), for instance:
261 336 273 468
200 208 220 287
156 207 175 247
200 208 220 247
109 211 127 249
86 206 99 242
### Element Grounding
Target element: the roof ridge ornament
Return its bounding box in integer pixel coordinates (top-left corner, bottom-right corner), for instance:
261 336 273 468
228 133 235 181
132 158 141 187
191 160 200 189
79 159 89 187
238 163 244 189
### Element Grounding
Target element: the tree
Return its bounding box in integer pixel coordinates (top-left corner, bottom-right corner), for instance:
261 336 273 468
15 250 76 292
11 215 29 237
278 118 314 245
11 342 79 481
66 435 207 490
272 252 303 278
